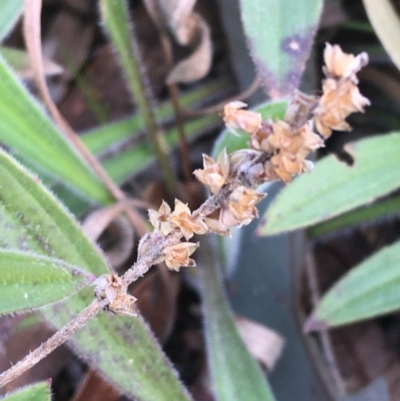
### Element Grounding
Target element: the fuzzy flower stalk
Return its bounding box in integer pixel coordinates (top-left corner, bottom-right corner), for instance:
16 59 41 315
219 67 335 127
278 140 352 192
132 43 370 280
0 44 370 388
134 44 370 274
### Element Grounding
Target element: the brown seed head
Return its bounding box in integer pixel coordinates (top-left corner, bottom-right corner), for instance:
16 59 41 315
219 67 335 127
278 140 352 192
163 242 199 271
194 150 230 194
223 101 262 134
170 199 209 239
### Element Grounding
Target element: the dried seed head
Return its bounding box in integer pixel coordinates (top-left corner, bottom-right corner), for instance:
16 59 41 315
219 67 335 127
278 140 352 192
94 274 137 316
250 121 274 152
323 43 368 82
204 213 231 236
163 242 199 271
314 44 370 138
170 199 209 239
223 101 262 134
148 200 174 236
267 121 323 182
194 150 230 194
221 186 265 227
285 90 318 129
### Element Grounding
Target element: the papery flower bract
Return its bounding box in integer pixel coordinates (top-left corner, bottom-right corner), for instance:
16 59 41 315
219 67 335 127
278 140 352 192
267 121 323 182
194 150 230 194
148 200 173 236
221 186 265 227
250 121 274 152
223 101 262 134
164 242 199 271
94 274 137 316
323 43 368 81
170 199 208 239
314 44 370 138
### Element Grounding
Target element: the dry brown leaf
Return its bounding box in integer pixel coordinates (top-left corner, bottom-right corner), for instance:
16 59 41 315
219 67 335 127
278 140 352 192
143 0 212 83
144 0 197 44
167 13 212 84
235 315 285 371
43 0 94 81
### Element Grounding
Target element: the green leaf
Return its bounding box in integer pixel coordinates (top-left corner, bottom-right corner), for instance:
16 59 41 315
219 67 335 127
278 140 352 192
240 0 322 97
306 240 400 329
307 194 400 238
198 238 275 401
0 0 23 42
0 150 190 400
212 101 287 158
0 250 95 314
259 133 400 236
82 79 229 155
0 53 112 204
1 382 51 401
363 0 400 72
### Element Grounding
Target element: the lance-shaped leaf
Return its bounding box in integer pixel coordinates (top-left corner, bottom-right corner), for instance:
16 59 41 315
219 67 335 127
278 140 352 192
1 381 51 401
0 53 112 204
198 238 276 401
307 195 400 238
0 149 190 401
213 101 287 157
305 241 400 330
0 250 95 314
240 0 322 97
0 0 23 42
259 133 400 236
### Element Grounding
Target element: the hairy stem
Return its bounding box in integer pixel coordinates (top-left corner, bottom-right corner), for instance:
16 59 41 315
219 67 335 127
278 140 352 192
0 299 107 387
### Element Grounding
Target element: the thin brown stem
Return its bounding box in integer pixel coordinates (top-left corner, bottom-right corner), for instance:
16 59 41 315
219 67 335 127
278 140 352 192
168 83 193 185
0 299 107 388
182 76 261 117
305 249 345 395
23 0 147 234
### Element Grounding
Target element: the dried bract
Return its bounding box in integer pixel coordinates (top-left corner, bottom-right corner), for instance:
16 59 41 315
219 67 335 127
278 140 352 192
323 43 368 81
221 186 265 228
94 274 137 316
223 101 262 134
193 150 230 194
148 200 174 236
170 199 208 239
163 242 199 271
314 44 370 138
